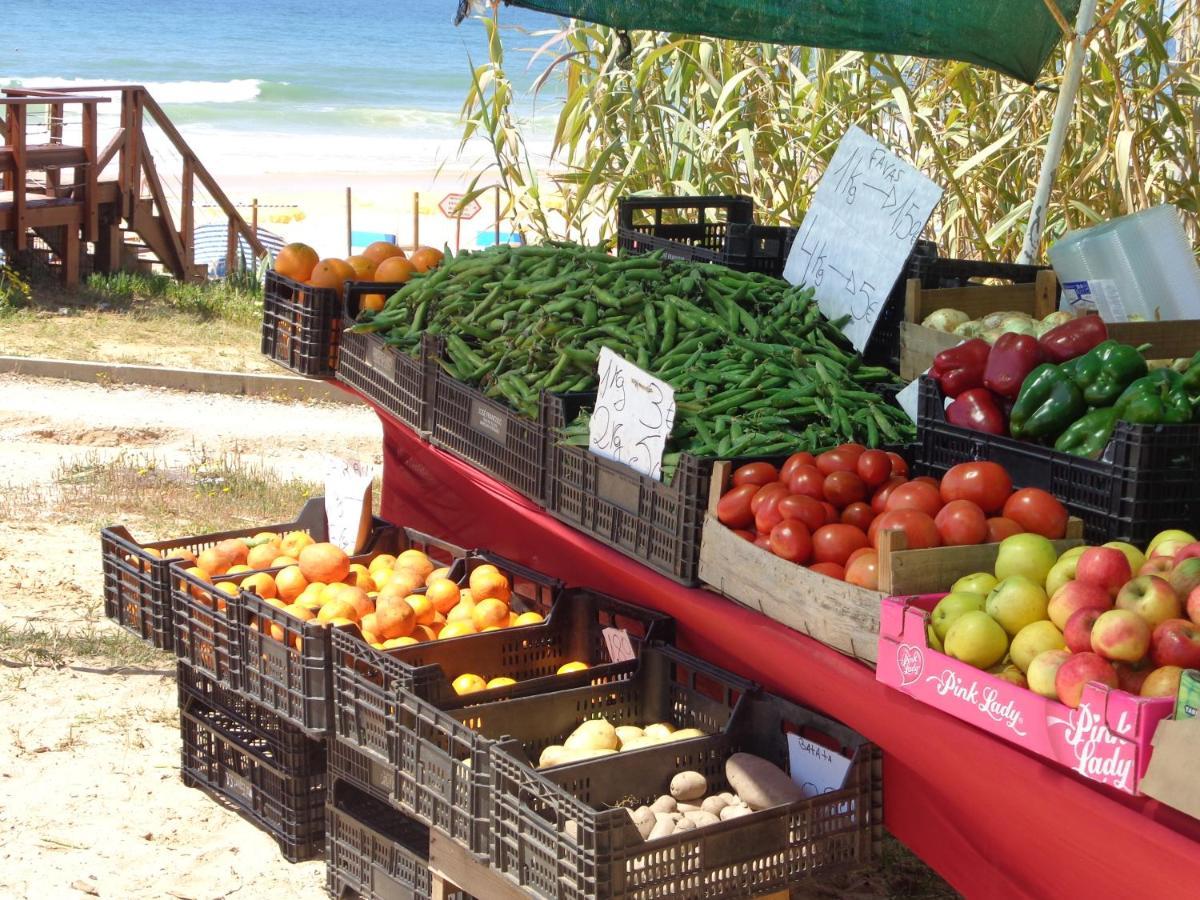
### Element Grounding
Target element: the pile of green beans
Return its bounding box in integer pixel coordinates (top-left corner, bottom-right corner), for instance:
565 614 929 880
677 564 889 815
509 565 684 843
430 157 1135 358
352 242 914 464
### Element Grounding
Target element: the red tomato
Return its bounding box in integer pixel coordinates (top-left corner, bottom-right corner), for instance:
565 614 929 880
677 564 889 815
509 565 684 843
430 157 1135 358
845 550 879 589
769 520 813 564
754 534 772 551
934 499 988 546
856 449 892 488
823 471 866 508
733 529 756 542
870 476 908 514
750 481 789 515
886 452 909 478
716 484 759 529
779 452 817 483
786 465 825 499
912 476 940 488
809 562 845 580
840 501 875 532
754 489 788 534
819 501 840 524
845 546 875 566
732 461 779 487
777 494 827 533
812 524 870 566
871 509 942 550
885 481 943 517
815 449 858 475
985 517 1024 542
1002 488 1069 539
837 443 867 460
938 462 1013 515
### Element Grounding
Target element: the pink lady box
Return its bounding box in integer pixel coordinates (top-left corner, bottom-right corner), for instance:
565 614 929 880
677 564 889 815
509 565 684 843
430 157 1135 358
877 594 1173 795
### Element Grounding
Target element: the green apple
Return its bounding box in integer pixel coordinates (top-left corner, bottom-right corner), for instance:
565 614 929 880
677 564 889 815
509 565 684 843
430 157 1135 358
1057 545 1090 564
1045 555 1080 598
931 592 987 642
986 575 1050 637
952 572 998 597
1009 619 1066 672
944 611 1009 669
1104 541 1146 576
994 533 1058 586
926 623 944 653
993 664 1028 688
1148 529 1196 555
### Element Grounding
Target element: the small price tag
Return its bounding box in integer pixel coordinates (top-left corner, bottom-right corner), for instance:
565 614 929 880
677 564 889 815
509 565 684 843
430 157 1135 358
784 125 943 352
786 734 853 798
602 627 636 663
896 377 922 424
588 348 676 480
324 457 374 554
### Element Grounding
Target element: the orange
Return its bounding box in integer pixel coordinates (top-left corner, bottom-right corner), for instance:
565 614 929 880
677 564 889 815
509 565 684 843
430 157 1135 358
405 594 436 625
251 531 281 544
425 578 462 615
247 542 282 570
214 580 239 598
396 549 434 581
242 572 278 600
375 597 416 640
174 548 199 567
410 624 436 642
271 555 299 568
447 599 476 623
328 617 357 628
196 547 233 577
345 254 378 281
288 604 316 622
340 586 374 619
360 611 378 635
438 620 478 640
318 598 359 624
368 554 397 574
299 542 351 584
308 258 355 300
215 538 250 567
426 566 451 586
375 256 416 284
480 625 503 633
385 568 425 597
274 242 319 282
182 566 211 600
452 673 487 695
294 591 324 612
557 661 589 675
362 241 406 265
469 568 511 604
280 531 315 558
383 636 419 648
226 564 253 576
346 564 376 592
409 247 444 273
513 611 545 627
487 676 517 689
275 566 309 603
472 598 509 631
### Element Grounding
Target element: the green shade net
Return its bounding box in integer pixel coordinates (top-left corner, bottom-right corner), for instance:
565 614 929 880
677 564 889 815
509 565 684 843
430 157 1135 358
500 0 1078 83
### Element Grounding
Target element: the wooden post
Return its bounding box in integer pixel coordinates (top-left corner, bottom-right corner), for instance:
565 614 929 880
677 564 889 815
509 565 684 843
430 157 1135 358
10 103 27 250
494 185 501 246
46 101 63 197
181 157 194 272
346 186 352 256
252 197 258 236
455 215 462 252
96 223 122 274
226 219 237 277
81 100 99 241
412 190 420 251
61 224 81 285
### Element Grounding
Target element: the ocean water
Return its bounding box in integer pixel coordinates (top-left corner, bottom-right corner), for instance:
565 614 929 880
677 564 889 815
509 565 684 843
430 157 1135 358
2 0 562 173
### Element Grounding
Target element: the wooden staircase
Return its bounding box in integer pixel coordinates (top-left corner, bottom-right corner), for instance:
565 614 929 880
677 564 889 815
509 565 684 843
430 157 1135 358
0 85 264 284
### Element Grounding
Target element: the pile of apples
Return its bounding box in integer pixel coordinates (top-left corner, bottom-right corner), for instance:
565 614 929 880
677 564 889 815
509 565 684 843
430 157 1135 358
929 529 1200 706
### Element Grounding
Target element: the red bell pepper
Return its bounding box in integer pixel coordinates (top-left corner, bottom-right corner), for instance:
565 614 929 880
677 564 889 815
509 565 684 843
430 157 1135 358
1038 315 1108 363
946 388 1008 435
932 339 991 398
983 333 1046 400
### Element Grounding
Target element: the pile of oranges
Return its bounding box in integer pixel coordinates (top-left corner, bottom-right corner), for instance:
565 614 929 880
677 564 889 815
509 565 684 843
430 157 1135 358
273 240 444 311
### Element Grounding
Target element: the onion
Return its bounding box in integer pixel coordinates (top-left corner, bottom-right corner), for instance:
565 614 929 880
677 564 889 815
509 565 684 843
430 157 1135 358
921 308 970 332
1040 311 1075 328
981 311 1032 329
953 321 984 338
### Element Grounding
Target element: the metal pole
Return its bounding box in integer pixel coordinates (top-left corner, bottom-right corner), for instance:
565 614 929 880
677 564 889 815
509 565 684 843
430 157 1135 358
455 216 462 253
346 186 352 256
412 191 420 251
1017 0 1100 264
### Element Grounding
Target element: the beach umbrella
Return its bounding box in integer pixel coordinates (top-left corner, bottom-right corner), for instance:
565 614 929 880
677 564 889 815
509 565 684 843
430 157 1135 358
495 0 1106 262
192 223 285 277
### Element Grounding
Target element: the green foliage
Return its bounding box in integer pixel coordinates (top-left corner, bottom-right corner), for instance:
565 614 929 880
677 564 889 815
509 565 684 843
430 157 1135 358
82 271 262 324
461 0 1199 259
0 264 32 314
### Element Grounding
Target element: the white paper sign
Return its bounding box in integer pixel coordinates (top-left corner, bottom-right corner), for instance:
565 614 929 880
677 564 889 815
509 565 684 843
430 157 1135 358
786 733 853 798
602 627 636 663
784 126 944 352
588 347 676 480
896 377 922 424
324 458 374 554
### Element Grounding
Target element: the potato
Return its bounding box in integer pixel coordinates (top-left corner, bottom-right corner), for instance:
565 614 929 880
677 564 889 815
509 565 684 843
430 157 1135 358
701 796 729 816
670 771 707 802
615 725 644 746
648 816 675 841
650 795 677 814
643 723 676 741
668 727 707 742
684 810 721 827
718 792 737 806
565 719 618 752
619 735 661 752
726 753 805 811
675 802 701 814
720 804 752 821
673 817 696 832
539 745 570 768
628 806 655 839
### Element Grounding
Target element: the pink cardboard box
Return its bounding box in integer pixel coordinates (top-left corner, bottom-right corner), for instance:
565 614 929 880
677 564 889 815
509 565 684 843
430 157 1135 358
877 594 1173 795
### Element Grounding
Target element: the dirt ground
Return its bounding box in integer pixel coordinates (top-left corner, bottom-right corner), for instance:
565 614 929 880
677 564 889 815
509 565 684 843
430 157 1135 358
0 375 382 900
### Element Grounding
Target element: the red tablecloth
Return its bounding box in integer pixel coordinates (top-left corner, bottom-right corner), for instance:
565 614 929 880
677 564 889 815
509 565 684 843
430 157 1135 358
357 390 1199 899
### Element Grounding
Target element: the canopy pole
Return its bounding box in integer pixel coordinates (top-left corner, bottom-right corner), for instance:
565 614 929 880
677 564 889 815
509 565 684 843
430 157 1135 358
1017 0 1100 264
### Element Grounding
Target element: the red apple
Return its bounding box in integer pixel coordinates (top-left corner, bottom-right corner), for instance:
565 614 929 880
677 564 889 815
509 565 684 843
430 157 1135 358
1153 539 1192 561
1090 609 1152 662
1115 660 1154 695
1115 575 1181 630
1047 580 1114 630
1172 542 1200 564
1188 585 1200 627
1141 665 1184 698
1139 557 1174 578
1074 547 1132 599
1169 557 1200 600
1055 652 1119 708
1150 618 1200 669
1064 607 1104 654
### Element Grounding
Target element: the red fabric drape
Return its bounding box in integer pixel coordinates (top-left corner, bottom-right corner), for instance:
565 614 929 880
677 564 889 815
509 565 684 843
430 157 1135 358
349 384 1199 899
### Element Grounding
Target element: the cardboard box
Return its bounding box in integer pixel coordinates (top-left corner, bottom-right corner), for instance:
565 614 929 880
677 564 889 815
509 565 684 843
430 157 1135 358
1140 716 1200 819
877 593 1173 795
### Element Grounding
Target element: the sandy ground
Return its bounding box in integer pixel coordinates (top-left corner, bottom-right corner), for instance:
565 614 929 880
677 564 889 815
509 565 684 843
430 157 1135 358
0 375 383 900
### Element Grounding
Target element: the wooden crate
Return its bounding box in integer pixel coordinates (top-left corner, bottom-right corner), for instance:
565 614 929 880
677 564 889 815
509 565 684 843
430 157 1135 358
697 461 1083 666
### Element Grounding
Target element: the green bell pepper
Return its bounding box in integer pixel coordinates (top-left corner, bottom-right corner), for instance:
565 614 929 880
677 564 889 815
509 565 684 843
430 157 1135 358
1010 363 1087 440
1062 340 1148 408
1114 369 1194 424
1180 350 1200 397
1054 407 1119 459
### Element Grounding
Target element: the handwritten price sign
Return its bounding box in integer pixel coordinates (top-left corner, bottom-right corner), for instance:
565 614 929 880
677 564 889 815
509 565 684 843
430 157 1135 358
588 347 676 480
783 125 943 352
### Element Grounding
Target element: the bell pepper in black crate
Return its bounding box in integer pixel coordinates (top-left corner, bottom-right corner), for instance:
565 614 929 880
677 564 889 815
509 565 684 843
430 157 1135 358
1062 340 1148 407
1038 315 1108 363
946 387 1007 435
983 333 1046 400
1009 363 1087 440
1114 369 1195 424
932 338 990 397
1054 407 1119 459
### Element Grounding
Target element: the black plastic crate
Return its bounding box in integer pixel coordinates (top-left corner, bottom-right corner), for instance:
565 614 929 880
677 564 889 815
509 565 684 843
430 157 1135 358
916 376 1200 544
617 195 794 277
239 529 467 736
489 688 881 900
261 269 342 377
180 692 326 862
332 586 673 769
101 497 328 651
326 780 472 900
